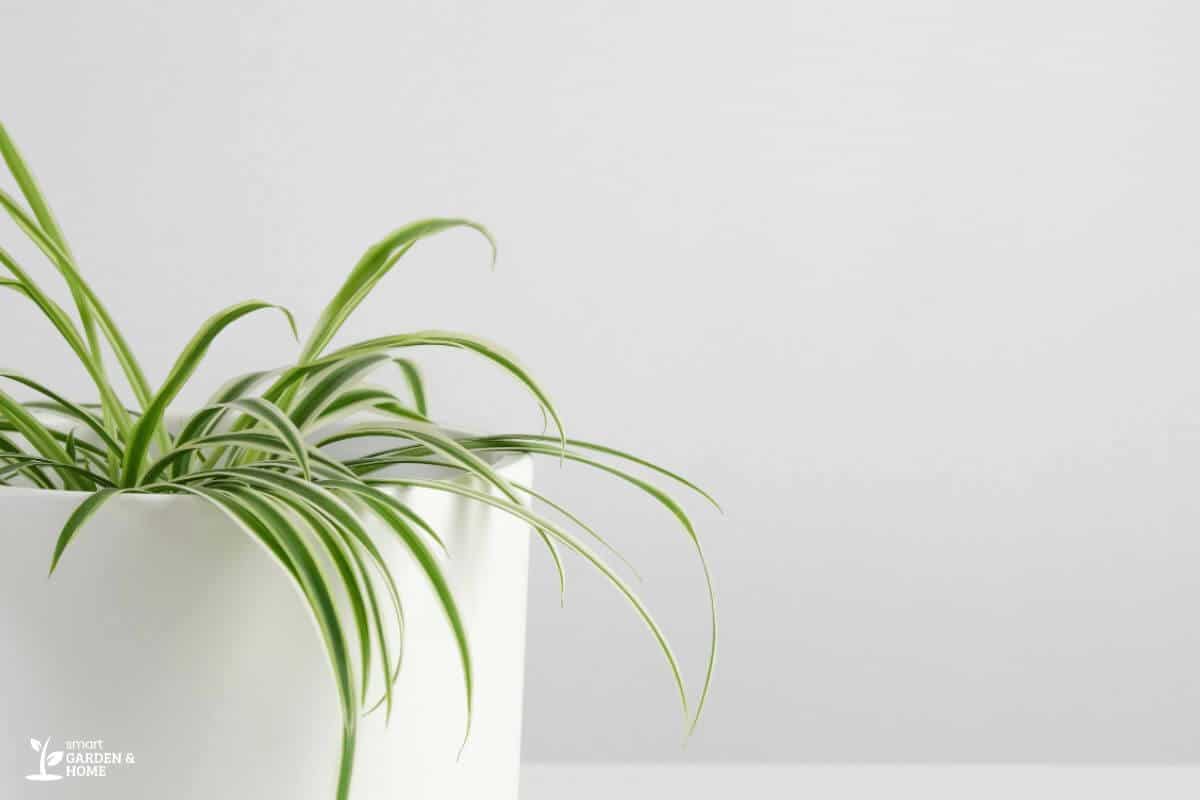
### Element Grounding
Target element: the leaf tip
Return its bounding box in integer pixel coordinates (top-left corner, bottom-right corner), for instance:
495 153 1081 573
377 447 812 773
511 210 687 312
276 304 300 342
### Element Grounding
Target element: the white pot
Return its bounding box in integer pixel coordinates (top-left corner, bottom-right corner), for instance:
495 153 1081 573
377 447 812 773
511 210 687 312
0 453 533 799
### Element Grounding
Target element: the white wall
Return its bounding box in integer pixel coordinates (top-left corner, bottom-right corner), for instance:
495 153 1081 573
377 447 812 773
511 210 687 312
3 0 1200 764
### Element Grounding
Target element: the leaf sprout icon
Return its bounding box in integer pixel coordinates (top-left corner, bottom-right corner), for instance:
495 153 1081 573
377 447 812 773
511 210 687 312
26 736 64 782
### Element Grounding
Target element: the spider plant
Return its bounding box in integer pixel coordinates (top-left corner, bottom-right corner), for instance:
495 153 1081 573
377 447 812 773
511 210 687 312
0 122 718 800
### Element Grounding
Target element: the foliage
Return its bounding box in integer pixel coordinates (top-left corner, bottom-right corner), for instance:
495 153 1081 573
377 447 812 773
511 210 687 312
0 122 717 800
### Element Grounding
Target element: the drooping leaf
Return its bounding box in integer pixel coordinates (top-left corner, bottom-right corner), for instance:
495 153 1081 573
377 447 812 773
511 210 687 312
318 423 523 507
364 437 719 730
481 435 721 511
368 476 693 729
321 479 474 749
317 330 564 449
392 359 428 416
191 485 358 800
299 219 495 363
49 489 123 574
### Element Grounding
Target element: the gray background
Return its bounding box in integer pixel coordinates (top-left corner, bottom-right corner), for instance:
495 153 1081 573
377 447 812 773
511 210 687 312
2 0 1199 763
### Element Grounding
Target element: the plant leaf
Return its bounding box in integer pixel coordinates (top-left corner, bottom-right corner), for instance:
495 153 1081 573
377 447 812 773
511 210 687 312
121 301 295 485
221 397 312 480
49 489 122 574
372 437 719 731
0 371 123 456
299 219 495 363
322 479 474 750
0 248 133 441
0 123 73 259
0 187 155 447
170 369 277 477
288 354 392 430
392 359 428 416
318 330 564 450
0 430 52 488
142 431 353 485
189 485 358 800
0 124 106 374
311 385 431 433
0 454 113 487
318 423 522 507
0 386 90 489
368 476 692 729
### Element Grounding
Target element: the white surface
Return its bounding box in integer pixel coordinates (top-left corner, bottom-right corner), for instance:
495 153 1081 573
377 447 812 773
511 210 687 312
2 0 1199 763
522 765 1200 800
0 456 532 800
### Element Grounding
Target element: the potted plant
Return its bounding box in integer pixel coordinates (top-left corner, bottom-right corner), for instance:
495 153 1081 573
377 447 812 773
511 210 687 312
0 122 717 800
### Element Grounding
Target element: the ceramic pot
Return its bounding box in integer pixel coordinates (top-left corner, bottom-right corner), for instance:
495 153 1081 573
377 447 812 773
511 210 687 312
0 453 533 799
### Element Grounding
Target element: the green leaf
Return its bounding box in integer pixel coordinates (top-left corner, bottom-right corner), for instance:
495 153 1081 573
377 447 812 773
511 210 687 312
224 487 359 721
141 431 354 485
188 485 358 800
288 354 392 430
49 489 122 574
0 187 154 445
317 330 564 450
0 130 721 795
0 431 52 488
0 122 74 258
317 423 523 507
121 301 296 485
320 479 474 749
369 476 692 730
180 466 470 746
534 526 567 607
370 437 719 731
473 434 719 511
0 124 105 371
266 493 374 707
0 248 133 440
299 219 495 363
392 359 428 416
180 470 410 705
0 371 122 456
0 386 90 489
0 454 112 487
312 386 432 431
316 491 404 721
513 480 642 582
170 369 277 476
221 397 312 480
